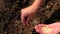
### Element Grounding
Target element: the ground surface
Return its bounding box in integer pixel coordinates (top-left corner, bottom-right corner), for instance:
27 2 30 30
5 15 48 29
0 0 60 34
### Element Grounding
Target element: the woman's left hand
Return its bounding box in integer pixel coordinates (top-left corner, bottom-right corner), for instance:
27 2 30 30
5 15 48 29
35 22 60 34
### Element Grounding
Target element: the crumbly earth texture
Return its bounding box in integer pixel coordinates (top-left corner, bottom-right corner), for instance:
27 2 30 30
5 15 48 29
0 0 60 34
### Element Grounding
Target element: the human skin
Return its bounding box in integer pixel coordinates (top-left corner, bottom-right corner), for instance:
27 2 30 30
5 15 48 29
21 0 45 25
35 22 60 34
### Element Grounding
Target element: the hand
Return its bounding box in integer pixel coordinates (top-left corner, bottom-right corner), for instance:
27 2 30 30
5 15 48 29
21 0 45 25
35 22 60 34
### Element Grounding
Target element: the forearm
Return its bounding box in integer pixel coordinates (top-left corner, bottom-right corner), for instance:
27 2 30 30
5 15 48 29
28 0 45 13
31 0 45 9
21 0 45 11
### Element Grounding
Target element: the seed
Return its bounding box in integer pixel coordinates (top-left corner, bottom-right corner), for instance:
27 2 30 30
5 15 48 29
42 26 52 34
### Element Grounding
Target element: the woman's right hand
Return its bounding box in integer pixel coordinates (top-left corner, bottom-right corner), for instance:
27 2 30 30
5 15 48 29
21 0 45 25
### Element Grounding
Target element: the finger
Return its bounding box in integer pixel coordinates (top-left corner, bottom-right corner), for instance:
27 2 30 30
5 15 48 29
22 16 30 25
21 13 26 25
35 24 43 34
25 16 30 25
25 14 33 25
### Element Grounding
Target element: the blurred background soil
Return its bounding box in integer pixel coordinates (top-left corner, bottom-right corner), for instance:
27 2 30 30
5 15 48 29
0 0 60 34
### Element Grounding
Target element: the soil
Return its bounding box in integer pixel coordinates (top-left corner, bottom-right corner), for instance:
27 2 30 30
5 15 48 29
0 0 60 34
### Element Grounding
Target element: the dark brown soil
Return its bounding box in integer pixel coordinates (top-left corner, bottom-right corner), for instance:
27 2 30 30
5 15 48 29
0 0 60 34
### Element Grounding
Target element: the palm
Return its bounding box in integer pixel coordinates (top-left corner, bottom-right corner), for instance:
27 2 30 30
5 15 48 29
35 22 60 34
